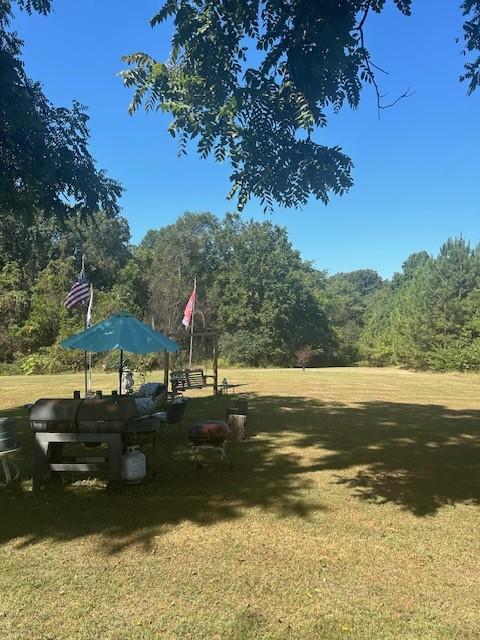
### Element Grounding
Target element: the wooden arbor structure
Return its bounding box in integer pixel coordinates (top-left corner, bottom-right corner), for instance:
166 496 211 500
163 331 219 395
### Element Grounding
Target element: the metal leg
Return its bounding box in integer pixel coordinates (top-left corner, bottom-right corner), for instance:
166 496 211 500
0 453 20 488
107 434 122 483
1 458 11 487
152 428 162 476
192 443 231 468
33 434 50 492
192 446 201 469
8 459 19 484
220 443 229 466
49 442 64 484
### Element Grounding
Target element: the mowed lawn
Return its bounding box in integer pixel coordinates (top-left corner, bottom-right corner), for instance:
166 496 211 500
0 367 479 640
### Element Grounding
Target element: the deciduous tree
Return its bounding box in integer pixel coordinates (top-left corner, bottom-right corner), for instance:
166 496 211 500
0 1 122 222
325 269 384 363
212 218 332 366
122 1 479 212
136 212 219 334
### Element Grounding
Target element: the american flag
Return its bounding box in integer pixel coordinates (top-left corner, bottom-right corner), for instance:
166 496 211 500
65 268 90 309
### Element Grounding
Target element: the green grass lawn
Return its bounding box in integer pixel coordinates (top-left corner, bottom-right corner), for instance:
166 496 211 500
0 367 479 640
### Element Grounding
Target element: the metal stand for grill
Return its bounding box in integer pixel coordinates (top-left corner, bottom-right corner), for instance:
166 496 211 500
33 432 122 492
30 396 142 491
189 420 232 469
191 442 230 468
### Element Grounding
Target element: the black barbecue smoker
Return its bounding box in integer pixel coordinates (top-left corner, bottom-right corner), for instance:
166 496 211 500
29 394 156 491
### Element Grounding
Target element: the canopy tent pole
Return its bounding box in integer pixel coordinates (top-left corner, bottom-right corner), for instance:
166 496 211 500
87 353 92 394
119 349 124 395
84 351 88 398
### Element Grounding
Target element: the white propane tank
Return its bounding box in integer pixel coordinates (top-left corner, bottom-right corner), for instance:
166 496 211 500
121 445 146 484
121 368 134 395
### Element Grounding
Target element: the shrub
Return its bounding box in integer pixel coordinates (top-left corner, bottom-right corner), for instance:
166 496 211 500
98 351 162 373
19 345 84 375
295 345 315 370
428 338 480 372
0 361 23 376
219 331 286 367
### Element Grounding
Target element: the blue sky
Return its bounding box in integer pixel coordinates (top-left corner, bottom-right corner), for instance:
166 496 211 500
13 1 480 278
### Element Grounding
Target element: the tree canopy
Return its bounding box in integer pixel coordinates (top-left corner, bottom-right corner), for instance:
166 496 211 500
2 209 480 374
122 1 480 212
360 238 480 370
136 212 219 335
0 0 122 222
211 216 332 366
325 269 384 363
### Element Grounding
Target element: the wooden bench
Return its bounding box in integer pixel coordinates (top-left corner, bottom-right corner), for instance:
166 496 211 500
170 369 215 394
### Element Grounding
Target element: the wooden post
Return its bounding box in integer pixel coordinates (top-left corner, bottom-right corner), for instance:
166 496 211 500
213 334 218 396
164 350 169 387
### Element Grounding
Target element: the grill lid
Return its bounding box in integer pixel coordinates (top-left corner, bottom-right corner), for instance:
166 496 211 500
30 398 82 423
77 396 138 422
30 397 139 424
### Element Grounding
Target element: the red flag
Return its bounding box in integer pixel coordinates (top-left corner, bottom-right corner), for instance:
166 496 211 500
182 285 196 328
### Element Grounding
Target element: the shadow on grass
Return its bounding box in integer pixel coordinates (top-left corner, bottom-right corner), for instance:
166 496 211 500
250 396 480 517
0 394 479 552
0 396 325 553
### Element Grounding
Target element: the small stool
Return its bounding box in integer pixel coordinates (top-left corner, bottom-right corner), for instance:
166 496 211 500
0 448 21 488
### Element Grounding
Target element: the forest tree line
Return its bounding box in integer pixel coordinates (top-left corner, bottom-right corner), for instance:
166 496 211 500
1 210 478 374
2 2 479 375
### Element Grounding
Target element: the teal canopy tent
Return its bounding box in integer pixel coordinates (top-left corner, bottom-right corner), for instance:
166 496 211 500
61 313 180 393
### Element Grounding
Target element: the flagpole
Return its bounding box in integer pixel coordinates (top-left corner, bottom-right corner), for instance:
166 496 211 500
82 254 88 398
86 284 93 394
188 277 196 369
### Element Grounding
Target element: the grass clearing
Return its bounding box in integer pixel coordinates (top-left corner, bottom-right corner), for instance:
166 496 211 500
0 367 479 639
